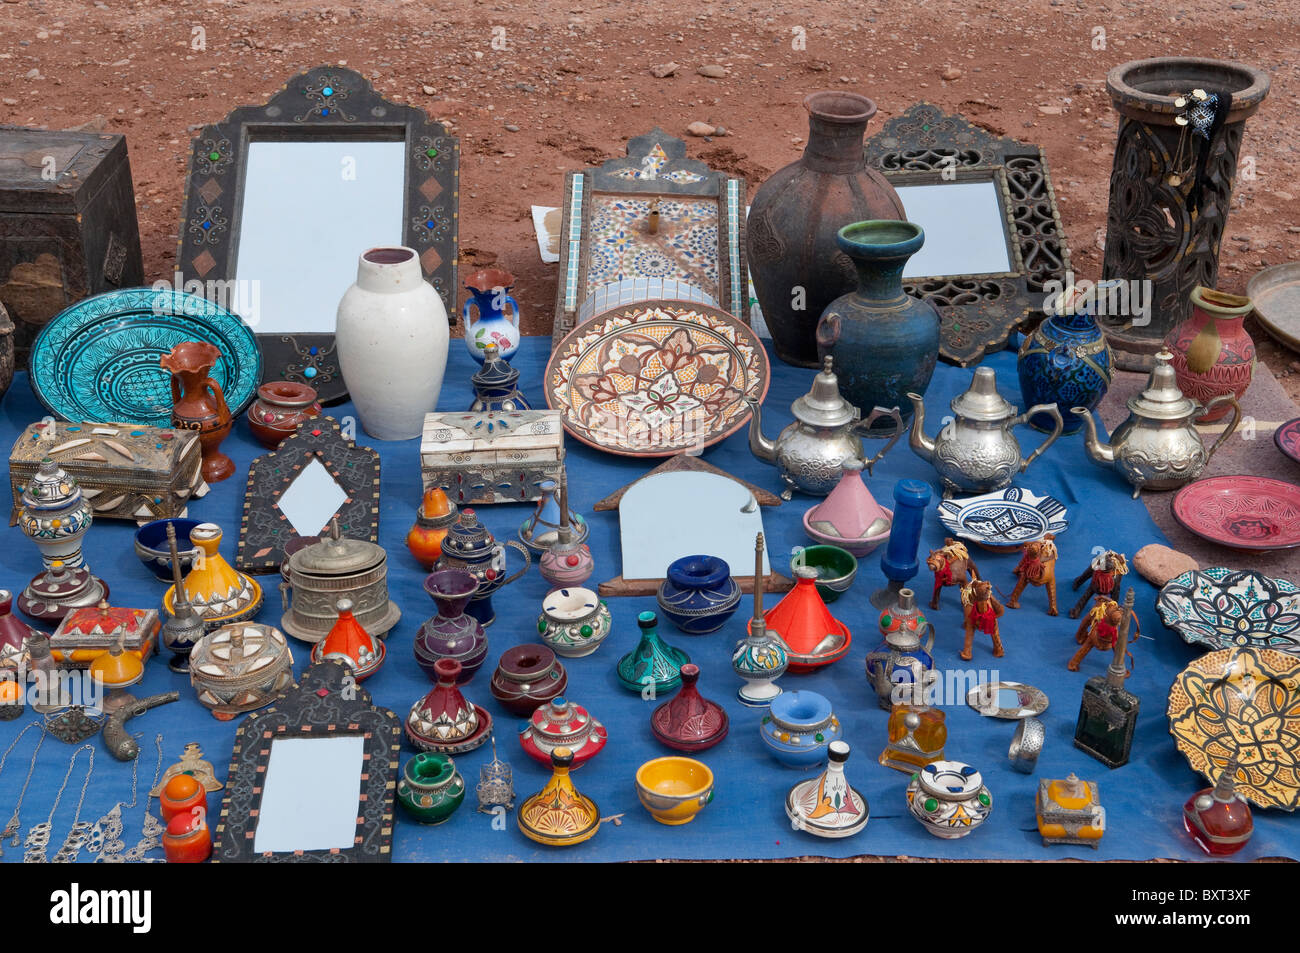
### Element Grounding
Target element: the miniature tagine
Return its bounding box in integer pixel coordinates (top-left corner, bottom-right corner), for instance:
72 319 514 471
414 569 488 682
189 622 295 721
517 746 600 847
165 523 262 633
761 690 842 768
732 532 788 707
489 644 567 716
406 658 494 755
406 487 458 570
786 740 869 839
397 752 467 826
802 459 892 556
757 566 850 672
0 589 44 670
907 760 993 839
617 610 690 694
656 555 741 635
519 697 608 768
88 637 144 713
17 457 94 569
537 587 612 658
310 598 385 681
18 560 108 625
650 663 729 751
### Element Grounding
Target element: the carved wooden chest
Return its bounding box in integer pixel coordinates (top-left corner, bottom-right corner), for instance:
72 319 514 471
420 410 564 505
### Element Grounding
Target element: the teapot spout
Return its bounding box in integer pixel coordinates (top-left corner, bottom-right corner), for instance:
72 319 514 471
745 397 778 464
1073 407 1114 464
906 392 934 462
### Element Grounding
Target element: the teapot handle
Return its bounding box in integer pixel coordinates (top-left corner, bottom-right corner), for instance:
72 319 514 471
1012 403 1064 473
1202 395 1242 461
921 621 936 655
853 406 904 475
501 540 532 586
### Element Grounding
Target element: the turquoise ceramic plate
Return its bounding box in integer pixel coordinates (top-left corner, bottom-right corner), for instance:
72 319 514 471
30 288 261 426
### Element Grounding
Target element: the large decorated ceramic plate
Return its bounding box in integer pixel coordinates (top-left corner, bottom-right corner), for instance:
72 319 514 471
936 487 1068 552
1157 567 1300 654
1167 646 1300 811
545 301 769 456
1171 475 1300 552
30 288 262 426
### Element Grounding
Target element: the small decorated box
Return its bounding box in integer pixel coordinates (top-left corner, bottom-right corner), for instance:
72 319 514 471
9 420 207 524
420 410 564 505
1036 774 1105 848
50 601 159 670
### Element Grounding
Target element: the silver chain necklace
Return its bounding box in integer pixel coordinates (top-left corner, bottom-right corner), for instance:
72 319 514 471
87 752 138 861
24 743 93 864
0 721 47 858
101 734 165 864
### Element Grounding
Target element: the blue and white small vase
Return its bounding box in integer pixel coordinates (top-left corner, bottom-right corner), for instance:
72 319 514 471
1017 282 1115 434
656 556 742 635
760 690 841 768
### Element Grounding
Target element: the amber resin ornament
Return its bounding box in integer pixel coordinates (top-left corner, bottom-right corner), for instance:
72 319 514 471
879 704 946 773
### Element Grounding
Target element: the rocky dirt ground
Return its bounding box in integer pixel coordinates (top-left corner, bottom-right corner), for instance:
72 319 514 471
0 0 1297 387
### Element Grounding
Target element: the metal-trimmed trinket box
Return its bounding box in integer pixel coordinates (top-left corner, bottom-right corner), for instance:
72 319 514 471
9 420 206 524
50 600 159 669
420 410 564 505
1036 774 1105 848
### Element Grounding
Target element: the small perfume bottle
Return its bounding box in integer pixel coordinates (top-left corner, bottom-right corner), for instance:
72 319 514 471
1074 587 1139 768
879 704 947 773
1183 757 1253 856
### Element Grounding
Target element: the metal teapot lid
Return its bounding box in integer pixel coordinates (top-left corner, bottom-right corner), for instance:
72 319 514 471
443 508 495 558
1128 349 1198 420
791 356 859 429
292 516 385 576
950 367 1016 422
472 344 521 390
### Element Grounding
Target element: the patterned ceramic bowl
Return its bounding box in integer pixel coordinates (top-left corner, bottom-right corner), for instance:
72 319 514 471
1157 567 1300 654
790 545 858 603
635 756 715 826
134 518 203 582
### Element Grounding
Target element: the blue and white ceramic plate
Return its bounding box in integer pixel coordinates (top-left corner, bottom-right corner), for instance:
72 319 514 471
936 487 1068 551
1157 567 1300 654
30 287 261 426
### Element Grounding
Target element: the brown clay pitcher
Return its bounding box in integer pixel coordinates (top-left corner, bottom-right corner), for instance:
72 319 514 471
161 341 234 483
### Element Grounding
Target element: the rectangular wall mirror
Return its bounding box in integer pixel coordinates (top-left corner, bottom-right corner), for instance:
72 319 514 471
894 170 1016 279
253 736 365 854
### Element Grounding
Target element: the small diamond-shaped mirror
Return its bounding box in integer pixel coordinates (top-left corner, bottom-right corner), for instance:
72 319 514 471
275 456 349 537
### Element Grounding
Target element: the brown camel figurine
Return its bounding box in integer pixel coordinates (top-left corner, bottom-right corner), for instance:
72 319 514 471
926 538 980 611
1068 550 1128 619
1069 595 1139 671
1006 534 1058 616
960 579 1004 661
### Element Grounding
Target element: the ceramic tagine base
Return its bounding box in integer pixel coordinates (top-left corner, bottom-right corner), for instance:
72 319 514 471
786 740 869 838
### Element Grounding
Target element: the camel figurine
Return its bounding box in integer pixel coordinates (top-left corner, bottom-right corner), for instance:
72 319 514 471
1070 595 1139 672
960 579 1005 661
926 538 980 611
1006 534 1058 616
1068 550 1128 619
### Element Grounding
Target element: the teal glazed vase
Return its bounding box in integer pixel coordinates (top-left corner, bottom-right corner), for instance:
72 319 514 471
616 611 691 695
815 221 941 434
1017 283 1114 434
396 752 466 825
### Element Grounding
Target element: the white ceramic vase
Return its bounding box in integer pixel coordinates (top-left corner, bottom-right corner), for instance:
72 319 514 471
336 247 449 440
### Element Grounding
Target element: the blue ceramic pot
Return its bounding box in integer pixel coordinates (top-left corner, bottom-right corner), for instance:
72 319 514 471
815 221 940 433
656 555 742 635
1017 284 1114 434
760 690 841 768
133 518 203 581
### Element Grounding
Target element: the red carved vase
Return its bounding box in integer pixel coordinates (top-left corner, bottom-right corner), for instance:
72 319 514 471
247 380 321 449
161 341 234 482
1163 286 1255 423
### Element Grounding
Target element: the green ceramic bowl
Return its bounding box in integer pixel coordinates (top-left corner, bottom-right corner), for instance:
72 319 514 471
791 545 858 602
397 752 466 825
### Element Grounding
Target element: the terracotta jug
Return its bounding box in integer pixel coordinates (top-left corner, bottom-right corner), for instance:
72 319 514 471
160 341 234 483
1163 286 1255 423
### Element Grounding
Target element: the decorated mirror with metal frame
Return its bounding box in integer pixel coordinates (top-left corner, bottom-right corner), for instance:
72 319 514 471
213 659 402 862
550 127 748 347
176 65 459 401
235 417 381 573
865 102 1071 366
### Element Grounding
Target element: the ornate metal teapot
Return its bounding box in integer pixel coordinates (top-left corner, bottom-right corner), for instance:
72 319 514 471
747 356 901 499
435 508 530 627
908 367 1063 495
1074 349 1240 498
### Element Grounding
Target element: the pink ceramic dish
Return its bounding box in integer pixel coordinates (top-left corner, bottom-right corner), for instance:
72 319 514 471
1274 418 1300 466
803 506 893 557
1172 476 1300 552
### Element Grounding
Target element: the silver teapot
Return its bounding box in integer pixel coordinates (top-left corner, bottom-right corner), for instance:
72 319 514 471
907 367 1063 495
1075 349 1240 498
747 356 902 499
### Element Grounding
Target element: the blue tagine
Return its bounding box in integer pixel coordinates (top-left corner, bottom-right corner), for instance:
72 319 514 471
656 555 742 635
1017 282 1115 434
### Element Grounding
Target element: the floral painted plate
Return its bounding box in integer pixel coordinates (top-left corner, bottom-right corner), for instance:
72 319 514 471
936 487 1068 553
30 287 262 427
1157 567 1300 654
1171 475 1300 552
1275 418 1300 465
545 300 769 456
1167 646 1300 810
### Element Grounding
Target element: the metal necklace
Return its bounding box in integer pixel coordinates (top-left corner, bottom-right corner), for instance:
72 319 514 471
104 734 165 864
23 743 93 863
87 752 138 861
52 744 95 863
0 722 47 859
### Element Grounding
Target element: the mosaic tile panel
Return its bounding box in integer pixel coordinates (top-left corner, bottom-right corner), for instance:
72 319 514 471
582 195 720 301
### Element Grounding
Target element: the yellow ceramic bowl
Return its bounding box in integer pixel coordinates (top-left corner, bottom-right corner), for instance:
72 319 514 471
635 756 714 826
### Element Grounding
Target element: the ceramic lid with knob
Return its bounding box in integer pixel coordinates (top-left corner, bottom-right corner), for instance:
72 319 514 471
19 458 83 510
520 696 608 766
949 367 1017 422
290 516 387 577
790 356 860 429
441 509 496 560
1126 349 1199 421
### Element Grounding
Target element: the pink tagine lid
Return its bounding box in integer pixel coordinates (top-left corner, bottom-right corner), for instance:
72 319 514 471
806 459 889 540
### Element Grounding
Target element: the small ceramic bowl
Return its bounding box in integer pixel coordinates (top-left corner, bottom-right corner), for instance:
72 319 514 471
760 690 842 768
802 506 893 557
635 756 715 826
134 518 202 582
790 545 858 602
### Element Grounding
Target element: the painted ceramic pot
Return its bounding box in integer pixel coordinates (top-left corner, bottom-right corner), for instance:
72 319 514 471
864 588 936 709
489 644 568 716
133 518 202 582
336 246 450 440
650 663 729 751
537 587 611 658
816 220 941 428
519 697 608 768
538 531 594 590
617 610 690 694
435 508 530 627
656 555 742 635
406 487 458 570
406 658 494 755
246 380 322 449
635 757 715 826
747 91 905 367
161 340 234 483
1017 284 1114 434
906 760 993 839
397 752 466 825
517 747 600 847
758 568 851 672
760 690 842 768
17 459 93 570
790 545 857 603
0 590 44 670
786 740 869 838
414 569 488 683
469 343 530 411
165 523 262 633
1164 286 1256 422
463 268 522 363
310 598 385 681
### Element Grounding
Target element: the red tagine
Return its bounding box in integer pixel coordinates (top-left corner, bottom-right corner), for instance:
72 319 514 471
651 663 729 751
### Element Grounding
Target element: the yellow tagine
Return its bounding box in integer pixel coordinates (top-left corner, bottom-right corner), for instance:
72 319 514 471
164 522 262 631
518 746 600 847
